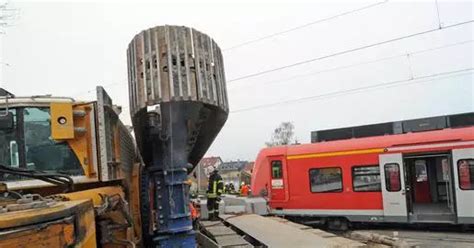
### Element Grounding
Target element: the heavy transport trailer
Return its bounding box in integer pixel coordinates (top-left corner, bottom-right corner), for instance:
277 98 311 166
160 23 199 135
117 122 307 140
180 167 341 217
251 113 474 229
0 24 229 247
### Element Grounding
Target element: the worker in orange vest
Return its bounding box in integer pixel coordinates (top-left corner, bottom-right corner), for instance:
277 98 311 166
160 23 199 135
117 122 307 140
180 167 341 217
240 182 249 197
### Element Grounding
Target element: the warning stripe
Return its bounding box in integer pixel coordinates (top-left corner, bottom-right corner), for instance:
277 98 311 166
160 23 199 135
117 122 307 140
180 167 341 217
287 148 386 160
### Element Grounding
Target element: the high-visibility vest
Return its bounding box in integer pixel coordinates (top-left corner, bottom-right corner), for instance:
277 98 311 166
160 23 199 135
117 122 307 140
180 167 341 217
207 174 223 198
240 185 249 196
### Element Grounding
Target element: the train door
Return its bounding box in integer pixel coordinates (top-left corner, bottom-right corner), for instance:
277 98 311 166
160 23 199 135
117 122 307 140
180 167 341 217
404 154 456 223
269 156 287 202
452 148 474 224
379 153 408 222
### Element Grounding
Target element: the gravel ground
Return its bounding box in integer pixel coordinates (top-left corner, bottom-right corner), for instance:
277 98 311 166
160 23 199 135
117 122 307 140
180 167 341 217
353 228 474 248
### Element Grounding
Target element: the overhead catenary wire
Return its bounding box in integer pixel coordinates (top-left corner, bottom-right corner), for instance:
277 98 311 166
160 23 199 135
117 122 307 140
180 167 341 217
107 40 474 114
228 39 474 88
223 0 389 51
68 1 390 97
227 20 474 83
68 15 474 116
73 36 474 99
230 68 474 113
69 7 471 97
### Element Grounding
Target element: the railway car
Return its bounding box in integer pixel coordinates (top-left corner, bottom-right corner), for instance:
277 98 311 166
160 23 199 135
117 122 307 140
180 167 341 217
251 113 474 228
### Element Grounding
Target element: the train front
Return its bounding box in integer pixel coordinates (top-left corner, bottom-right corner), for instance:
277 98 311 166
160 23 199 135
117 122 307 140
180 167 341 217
127 25 229 247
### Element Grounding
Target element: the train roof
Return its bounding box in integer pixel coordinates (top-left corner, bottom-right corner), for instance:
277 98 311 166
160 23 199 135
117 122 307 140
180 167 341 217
311 112 474 142
260 126 474 157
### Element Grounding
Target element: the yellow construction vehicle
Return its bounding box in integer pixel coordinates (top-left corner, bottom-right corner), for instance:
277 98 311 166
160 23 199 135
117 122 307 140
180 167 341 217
0 87 142 247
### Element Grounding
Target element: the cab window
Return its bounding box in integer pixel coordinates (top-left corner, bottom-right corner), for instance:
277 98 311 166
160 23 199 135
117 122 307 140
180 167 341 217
271 160 282 179
23 108 83 175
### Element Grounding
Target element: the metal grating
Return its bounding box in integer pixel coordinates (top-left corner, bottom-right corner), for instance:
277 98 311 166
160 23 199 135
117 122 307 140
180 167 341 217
96 86 137 181
127 25 228 118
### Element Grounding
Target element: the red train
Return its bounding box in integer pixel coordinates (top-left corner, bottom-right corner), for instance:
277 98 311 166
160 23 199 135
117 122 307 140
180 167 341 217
251 115 474 228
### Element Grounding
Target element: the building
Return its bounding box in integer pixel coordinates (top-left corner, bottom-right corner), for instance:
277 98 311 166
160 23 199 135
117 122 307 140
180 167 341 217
189 157 223 193
218 160 248 190
240 162 254 186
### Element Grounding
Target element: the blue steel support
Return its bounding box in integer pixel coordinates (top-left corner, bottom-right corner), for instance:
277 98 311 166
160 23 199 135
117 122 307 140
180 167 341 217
139 102 207 247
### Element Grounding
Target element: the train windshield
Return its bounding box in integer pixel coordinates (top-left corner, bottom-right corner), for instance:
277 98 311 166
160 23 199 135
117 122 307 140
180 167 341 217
0 107 83 181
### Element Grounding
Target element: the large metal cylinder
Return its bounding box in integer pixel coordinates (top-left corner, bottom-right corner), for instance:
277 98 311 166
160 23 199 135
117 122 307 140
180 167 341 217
127 25 229 166
127 25 228 247
127 25 228 115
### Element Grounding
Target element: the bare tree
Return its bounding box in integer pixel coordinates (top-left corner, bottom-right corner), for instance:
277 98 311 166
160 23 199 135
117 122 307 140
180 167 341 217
265 122 296 147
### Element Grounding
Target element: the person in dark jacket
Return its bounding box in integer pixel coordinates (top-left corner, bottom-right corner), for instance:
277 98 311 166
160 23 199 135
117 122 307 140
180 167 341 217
207 168 223 221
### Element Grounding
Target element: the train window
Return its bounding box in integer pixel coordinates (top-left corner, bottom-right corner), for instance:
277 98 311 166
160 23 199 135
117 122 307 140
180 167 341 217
384 163 401 192
352 165 381 192
271 160 282 179
309 167 342 193
457 159 474 190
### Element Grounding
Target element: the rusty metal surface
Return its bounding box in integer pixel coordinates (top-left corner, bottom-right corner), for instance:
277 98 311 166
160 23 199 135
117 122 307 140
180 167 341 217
96 86 137 181
55 185 124 206
0 199 92 229
127 25 228 117
0 216 76 247
0 199 97 248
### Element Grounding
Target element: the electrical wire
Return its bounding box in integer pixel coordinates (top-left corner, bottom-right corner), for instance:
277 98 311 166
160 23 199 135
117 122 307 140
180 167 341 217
228 39 474 88
84 39 474 115
230 68 474 113
0 164 74 192
69 14 472 98
82 39 474 117
223 0 389 51
227 20 474 83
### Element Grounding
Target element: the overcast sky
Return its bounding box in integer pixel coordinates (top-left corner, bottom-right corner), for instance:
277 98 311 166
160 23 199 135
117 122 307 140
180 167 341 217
1 0 473 161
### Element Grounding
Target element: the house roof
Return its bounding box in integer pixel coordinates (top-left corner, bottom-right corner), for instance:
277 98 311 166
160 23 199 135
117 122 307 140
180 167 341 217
197 156 222 168
243 162 254 173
